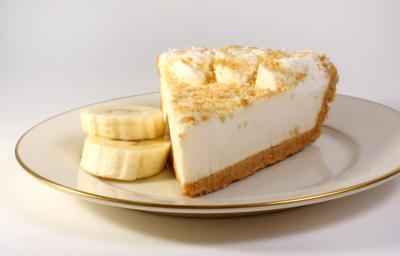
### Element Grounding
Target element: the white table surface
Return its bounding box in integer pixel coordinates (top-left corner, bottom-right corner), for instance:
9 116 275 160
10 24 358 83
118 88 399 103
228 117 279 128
1 0 400 255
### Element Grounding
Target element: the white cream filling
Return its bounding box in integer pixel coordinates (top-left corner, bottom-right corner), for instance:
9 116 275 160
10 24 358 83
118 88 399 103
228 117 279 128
168 79 328 184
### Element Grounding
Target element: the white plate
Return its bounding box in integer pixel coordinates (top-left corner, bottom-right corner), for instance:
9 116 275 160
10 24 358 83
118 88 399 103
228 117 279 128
15 93 400 217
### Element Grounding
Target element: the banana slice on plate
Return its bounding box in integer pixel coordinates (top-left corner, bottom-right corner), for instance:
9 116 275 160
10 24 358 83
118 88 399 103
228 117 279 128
80 136 171 180
81 105 165 141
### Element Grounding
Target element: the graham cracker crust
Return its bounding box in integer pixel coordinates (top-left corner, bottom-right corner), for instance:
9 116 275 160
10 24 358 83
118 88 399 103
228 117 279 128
182 62 338 197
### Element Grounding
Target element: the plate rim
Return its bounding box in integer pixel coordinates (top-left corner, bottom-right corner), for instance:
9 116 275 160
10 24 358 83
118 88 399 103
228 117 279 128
15 92 400 210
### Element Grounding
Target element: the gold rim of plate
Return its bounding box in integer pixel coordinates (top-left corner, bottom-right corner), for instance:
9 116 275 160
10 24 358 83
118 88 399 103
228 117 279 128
15 92 400 210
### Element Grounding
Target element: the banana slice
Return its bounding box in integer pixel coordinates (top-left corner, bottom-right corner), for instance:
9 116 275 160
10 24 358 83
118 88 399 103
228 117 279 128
81 105 165 141
80 136 171 180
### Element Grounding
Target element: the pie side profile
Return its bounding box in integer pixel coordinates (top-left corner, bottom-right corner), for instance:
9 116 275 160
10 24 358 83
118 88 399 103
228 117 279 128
157 45 338 196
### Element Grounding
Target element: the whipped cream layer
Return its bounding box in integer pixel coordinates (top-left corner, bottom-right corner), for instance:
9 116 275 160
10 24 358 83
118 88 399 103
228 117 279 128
158 46 331 184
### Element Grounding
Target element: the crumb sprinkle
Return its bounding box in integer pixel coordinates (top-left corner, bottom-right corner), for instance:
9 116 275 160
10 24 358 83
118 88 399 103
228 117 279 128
158 45 329 125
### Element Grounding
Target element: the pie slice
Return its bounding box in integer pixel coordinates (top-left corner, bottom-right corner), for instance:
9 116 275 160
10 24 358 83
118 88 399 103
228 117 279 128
157 45 338 197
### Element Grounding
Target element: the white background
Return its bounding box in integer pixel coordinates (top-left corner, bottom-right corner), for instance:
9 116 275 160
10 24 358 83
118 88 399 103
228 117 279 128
1 0 400 255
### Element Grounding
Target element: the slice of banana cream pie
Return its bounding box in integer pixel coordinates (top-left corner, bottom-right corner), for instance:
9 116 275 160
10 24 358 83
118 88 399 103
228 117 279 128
157 45 338 196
